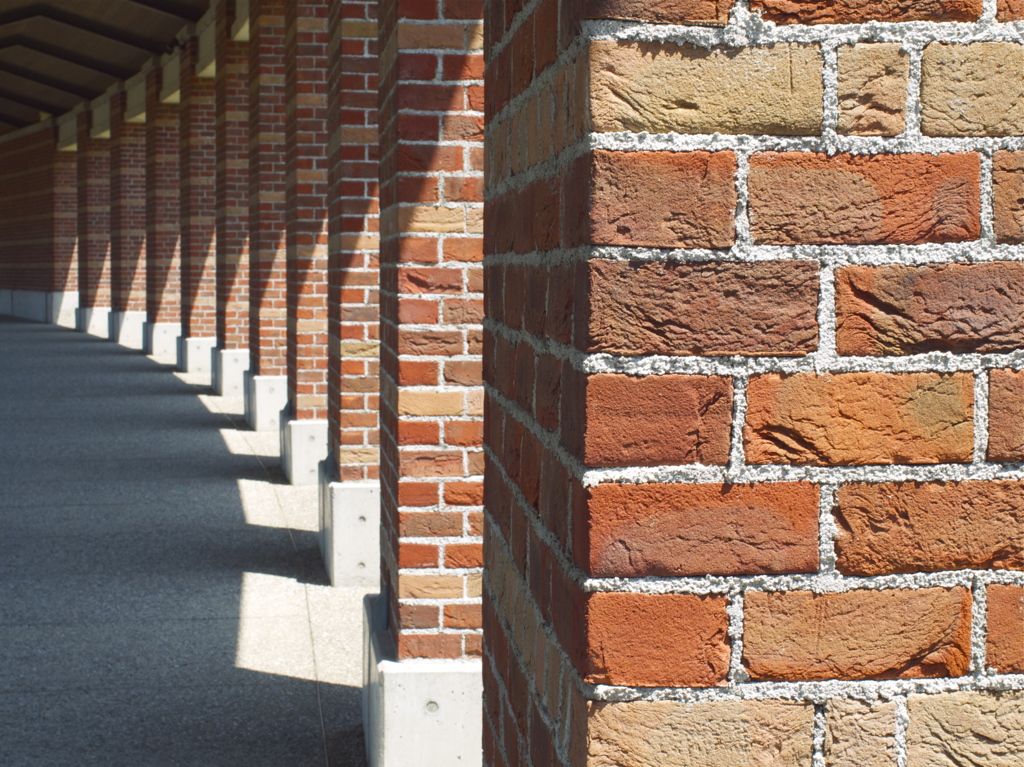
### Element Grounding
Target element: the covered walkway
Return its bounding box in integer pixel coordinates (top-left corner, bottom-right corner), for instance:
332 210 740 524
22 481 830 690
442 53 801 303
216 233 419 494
0 316 367 766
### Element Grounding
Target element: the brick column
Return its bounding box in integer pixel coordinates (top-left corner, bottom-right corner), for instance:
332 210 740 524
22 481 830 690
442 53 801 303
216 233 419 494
364 0 486 760
53 139 78 327
144 65 182 358
178 36 218 374
108 91 148 349
75 110 111 336
279 0 330 486
484 1 1024 765
213 0 251 396
245 0 289 430
318 0 382 584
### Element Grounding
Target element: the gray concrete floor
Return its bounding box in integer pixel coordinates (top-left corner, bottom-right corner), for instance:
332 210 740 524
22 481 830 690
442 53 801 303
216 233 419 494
0 317 370 766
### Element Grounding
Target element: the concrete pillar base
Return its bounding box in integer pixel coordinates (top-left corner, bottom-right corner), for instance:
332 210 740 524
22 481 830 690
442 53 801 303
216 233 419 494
177 335 217 375
142 321 180 359
280 416 328 486
212 348 249 397
0 289 78 327
363 595 483 767
76 306 111 338
244 372 288 431
318 466 379 587
109 311 146 349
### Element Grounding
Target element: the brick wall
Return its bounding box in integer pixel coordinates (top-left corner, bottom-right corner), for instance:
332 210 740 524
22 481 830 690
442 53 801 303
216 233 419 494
484 1 1024 765
284 0 330 421
325 0 381 482
248 0 288 376
145 67 182 325
0 129 74 293
179 38 218 341
377 0 486 660
215 0 250 351
77 112 111 311
109 93 147 314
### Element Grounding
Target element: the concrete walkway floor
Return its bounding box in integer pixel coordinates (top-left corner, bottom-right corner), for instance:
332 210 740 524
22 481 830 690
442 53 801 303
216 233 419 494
0 317 370 766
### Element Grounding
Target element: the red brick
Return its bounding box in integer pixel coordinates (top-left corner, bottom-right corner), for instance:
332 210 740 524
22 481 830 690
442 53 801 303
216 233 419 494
987 585 1024 673
748 152 980 245
567 374 733 467
578 150 737 249
743 588 973 681
752 0 982 23
835 481 1024 575
583 259 819 356
583 592 730 687
836 263 1024 355
988 369 1024 462
579 482 819 577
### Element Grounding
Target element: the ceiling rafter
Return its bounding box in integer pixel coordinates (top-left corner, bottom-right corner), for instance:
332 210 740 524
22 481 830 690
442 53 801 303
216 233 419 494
0 6 169 54
0 61 99 100
0 84 68 114
0 36 136 79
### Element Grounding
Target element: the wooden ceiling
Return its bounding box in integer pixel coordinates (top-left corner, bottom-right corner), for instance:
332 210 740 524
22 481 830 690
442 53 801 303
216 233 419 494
0 1 210 134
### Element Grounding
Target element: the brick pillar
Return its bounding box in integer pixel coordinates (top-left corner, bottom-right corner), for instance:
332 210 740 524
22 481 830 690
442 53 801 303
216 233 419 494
178 36 218 374
364 0 486 760
108 91 148 349
245 0 289 430
75 110 111 336
318 0 382 586
53 141 78 326
484 1 1024 765
279 0 330 486
213 0 251 396
143 65 182 359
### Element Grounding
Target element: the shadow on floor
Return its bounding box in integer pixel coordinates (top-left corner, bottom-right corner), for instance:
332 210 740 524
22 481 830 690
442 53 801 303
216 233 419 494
0 317 367 766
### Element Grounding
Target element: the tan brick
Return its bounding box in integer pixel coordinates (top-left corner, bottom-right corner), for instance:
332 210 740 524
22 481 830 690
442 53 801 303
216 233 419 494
397 22 466 50
837 44 909 136
339 20 378 38
748 152 981 245
588 41 823 136
988 369 1024 462
907 692 1024 765
835 262 1024 355
836 481 1024 575
745 372 975 466
397 206 465 233
397 574 464 599
824 698 897 767
743 587 973 681
585 700 814 767
397 391 464 416
987 585 1024 673
921 43 1024 136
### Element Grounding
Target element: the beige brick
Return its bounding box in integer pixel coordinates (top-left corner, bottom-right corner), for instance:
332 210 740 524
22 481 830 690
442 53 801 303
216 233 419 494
397 22 466 50
337 341 379 358
398 574 464 599
340 20 378 38
589 41 823 135
398 206 465 233
837 44 909 136
907 691 1024 766
921 42 1024 136
824 698 897 767
338 448 379 464
586 699 814 766
398 390 464 416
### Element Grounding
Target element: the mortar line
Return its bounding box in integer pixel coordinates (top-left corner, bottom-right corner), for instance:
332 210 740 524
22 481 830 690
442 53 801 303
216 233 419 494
894 695 909 767
974 368 991 464
812 702 827 767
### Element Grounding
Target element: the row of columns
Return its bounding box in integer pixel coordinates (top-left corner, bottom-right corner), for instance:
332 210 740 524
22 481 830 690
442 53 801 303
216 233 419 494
43 0 485 763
